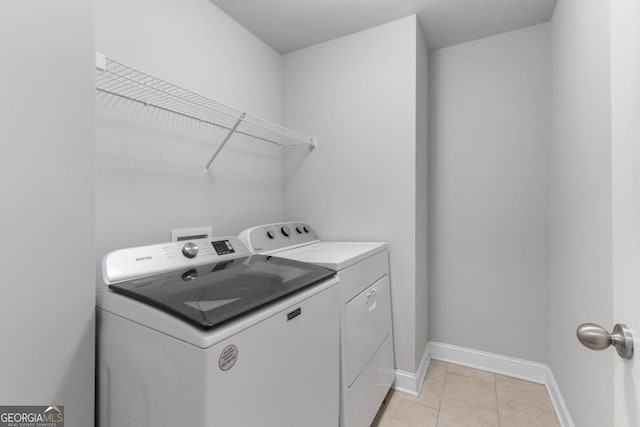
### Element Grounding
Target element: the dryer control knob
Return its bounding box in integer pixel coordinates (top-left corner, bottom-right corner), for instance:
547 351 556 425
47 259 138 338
281 226 291 237
303 225 310 233
182 242 199 259
295 226 303 234
266 229 275 239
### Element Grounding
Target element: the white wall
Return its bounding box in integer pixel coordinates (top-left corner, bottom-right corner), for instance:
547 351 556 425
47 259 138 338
548 0 613 425
428 24 550 363
282 16 427 373
415 24 429 365
0 1 95 426
95 0 285 265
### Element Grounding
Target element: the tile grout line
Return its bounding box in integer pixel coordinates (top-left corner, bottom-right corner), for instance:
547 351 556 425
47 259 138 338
495 372 501 427
434 362 449 427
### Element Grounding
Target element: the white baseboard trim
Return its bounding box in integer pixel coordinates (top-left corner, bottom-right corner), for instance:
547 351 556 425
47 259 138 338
428 342 575 427
430 342 548 384
545 366 575 427
393 342 431 396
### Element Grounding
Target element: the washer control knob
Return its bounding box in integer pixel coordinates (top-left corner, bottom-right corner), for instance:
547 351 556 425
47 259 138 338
266 229 275 239
296 225 303 234
182 242 199 259
281 225 291 237
303 225 310 233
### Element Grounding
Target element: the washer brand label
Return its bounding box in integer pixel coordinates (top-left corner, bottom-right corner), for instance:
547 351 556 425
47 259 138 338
135 256 152 262
219 345 238 371
287 307 302 321
0 405 64 427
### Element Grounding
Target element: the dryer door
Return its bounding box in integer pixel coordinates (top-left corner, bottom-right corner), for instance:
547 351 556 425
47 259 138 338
344 275 392 387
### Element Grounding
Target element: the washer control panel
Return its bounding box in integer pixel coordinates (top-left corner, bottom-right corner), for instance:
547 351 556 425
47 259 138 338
102 236 251 284
238 222 319 254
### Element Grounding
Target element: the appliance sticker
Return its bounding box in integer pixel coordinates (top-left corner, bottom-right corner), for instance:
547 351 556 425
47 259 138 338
219 344 238 371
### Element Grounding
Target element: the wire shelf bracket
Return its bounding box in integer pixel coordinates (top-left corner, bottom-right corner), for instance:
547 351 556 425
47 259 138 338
95 52 317 173
204 113 245 173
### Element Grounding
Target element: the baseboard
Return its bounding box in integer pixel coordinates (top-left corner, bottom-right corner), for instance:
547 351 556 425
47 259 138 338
429 342 548 384
393 342 431 396
429 342 575 427
545 366 575 427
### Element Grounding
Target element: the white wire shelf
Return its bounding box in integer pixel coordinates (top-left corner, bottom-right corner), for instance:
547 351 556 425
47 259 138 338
95 52 316 172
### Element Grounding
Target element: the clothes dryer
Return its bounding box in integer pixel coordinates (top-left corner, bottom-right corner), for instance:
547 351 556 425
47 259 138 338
239 223 395 427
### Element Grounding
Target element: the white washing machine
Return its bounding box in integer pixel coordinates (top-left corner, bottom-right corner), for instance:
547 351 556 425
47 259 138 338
239 222 395 427
96 236 340 427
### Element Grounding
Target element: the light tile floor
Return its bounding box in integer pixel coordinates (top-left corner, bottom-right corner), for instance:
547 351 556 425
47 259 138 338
371 360 560 427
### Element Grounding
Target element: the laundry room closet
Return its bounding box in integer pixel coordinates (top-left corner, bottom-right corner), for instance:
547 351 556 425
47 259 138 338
94 1 622 424
3 0 636 426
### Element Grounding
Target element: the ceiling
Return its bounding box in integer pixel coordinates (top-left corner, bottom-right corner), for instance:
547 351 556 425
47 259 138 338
209 0 558 54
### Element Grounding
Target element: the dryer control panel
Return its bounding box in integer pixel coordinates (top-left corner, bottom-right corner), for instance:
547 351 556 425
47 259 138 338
238 222 319 254
102 236 251 284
